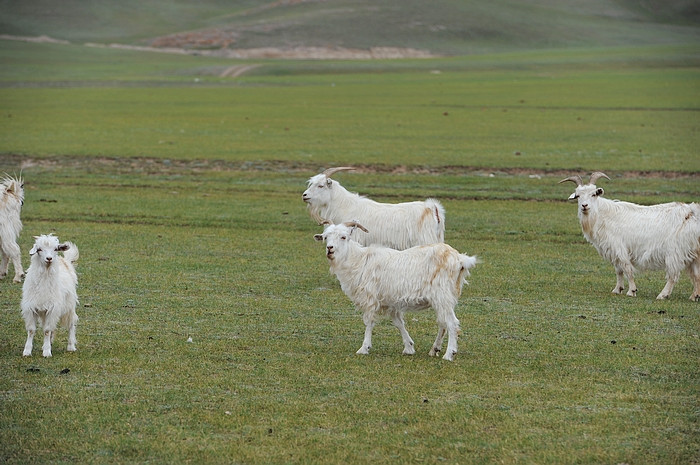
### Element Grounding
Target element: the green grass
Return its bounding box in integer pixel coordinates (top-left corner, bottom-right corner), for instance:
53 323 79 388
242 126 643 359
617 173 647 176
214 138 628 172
0 165 697 464
0 40 699 464
2 42 699 173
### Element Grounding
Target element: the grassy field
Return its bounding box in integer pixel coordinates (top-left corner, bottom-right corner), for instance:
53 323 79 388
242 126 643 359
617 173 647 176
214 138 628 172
0 36 699 464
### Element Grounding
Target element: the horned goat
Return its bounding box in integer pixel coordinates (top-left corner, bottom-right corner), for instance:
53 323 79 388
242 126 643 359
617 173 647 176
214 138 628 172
303 167 445 250
560 172 700 301
314 221 478 361
21 234 80 357
0 175 25 283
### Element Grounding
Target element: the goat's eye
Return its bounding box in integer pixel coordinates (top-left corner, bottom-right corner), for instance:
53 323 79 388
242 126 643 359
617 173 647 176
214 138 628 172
35 248 42 253
341 236 346 240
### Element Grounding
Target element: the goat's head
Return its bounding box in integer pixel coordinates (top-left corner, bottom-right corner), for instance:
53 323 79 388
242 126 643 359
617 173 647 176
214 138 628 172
314 221 368 260
2 174 24 206
29 234 70 267
559 172 610 216
302 167 355 211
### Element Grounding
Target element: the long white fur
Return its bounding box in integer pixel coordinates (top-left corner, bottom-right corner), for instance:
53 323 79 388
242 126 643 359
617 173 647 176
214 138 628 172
303 170 445 250
315 222 477 361
564 177 700 300
21 234 80 357
0 175 25 283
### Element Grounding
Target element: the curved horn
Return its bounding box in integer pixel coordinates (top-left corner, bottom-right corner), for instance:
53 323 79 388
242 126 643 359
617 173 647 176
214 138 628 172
589 172 610 185
558 175 583 186
322 166 355 178
343 221 368 233
319 219 333 226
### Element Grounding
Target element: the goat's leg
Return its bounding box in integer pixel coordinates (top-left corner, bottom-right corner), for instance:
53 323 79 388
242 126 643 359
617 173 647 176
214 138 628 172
429 326 446 357
42 330 53 357
689 258 700 302
621 263 637 297
612 266 625 294
657 271 679 300
1 241 23 283
391 313 415 355
66 320 77 352
357 311 375 355
23 328 35 356
10 253 24 283
442 312 460 361
0 252 8 278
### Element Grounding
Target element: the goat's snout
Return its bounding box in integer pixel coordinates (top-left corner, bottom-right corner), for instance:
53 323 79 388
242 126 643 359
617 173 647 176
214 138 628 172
302 193 310 202
326 245 335 258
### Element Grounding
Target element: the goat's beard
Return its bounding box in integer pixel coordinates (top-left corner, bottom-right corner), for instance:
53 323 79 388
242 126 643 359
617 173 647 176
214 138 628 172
307 205 324 224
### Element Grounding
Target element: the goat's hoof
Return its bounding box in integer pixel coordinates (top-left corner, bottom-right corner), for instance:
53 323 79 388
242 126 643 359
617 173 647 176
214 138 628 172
429 348 440 357
612 286 624 294
67 346 76 352
402 348 416 355
442 351 456 361
656 294 670 300
626 290 637 297
22 352 31 357
690 294 700 302
356 348 370 355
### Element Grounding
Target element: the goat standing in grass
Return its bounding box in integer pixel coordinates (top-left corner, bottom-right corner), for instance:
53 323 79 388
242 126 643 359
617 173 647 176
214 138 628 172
315 221 477 361
21 234 80 357
561 172 700 300
0 175 25 283
303 167 445 250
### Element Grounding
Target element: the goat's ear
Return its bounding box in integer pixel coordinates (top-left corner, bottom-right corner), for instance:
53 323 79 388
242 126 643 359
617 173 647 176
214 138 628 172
29 244 38 255
568 193 578 201
325 178 332 188
314 234 324 242
57 243 70 252
595 188 604 196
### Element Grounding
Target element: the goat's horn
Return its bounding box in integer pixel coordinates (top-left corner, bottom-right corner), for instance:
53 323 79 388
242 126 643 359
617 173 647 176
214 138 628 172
343 221 368 233
589 172 610 185
322 166 355 178
558 175 583 186
319 219 332 226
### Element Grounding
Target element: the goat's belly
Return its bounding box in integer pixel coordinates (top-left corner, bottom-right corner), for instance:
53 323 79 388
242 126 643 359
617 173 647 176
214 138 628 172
383 299 431 313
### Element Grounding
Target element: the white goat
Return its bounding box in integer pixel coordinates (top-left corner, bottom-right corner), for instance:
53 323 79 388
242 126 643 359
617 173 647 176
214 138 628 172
561 172 700 301
21 234 80 357
303 167 445 250
315 221 477 361
0 175 25 283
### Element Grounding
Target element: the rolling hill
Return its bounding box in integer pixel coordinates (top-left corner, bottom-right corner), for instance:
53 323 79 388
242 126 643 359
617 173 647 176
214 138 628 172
1 0 699 56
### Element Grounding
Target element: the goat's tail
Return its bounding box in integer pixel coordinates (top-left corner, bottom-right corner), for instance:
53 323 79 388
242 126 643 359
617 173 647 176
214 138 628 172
63 242 79 263
426 198 446 241
460 254 478 273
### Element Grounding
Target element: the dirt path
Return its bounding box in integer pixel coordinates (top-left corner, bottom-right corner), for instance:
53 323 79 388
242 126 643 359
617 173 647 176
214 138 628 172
219 64 261 78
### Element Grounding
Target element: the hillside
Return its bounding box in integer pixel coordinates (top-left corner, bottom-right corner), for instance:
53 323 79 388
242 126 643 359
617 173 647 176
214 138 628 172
1 0 699 57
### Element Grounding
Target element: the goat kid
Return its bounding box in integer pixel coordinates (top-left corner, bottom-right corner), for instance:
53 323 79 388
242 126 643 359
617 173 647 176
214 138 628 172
21 235 80 357
315 221 477 361
0 175 25 283
561 172 700 301
303 167 445 250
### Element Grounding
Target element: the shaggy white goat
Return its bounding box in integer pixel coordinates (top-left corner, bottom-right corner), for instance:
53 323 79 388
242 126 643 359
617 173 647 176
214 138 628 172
0 175 25 283
315 221 477 361
303 167 445 250
21 234 80 357
561 172 700 301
